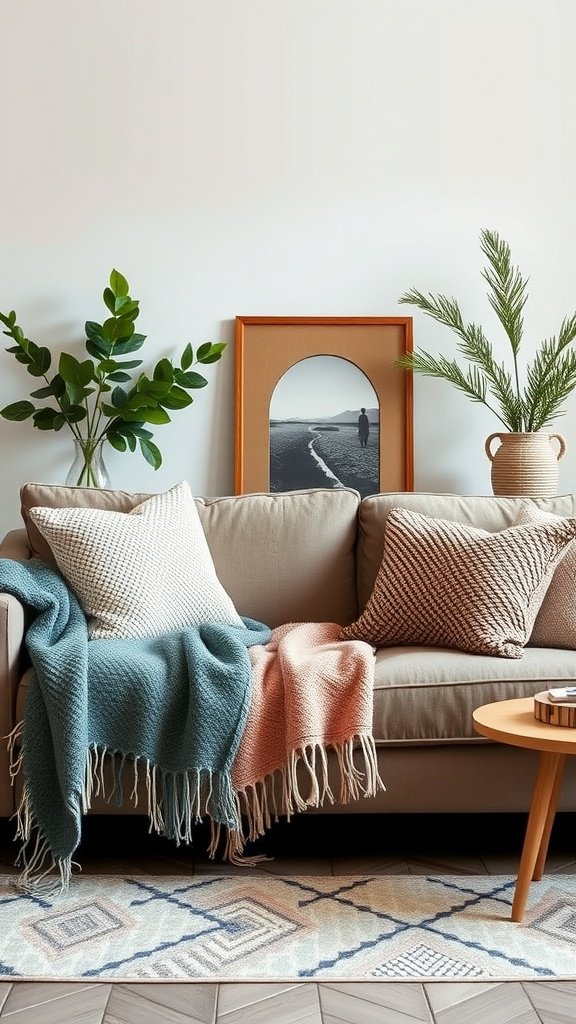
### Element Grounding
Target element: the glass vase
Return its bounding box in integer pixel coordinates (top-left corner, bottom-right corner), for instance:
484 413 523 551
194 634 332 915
65 438 111 488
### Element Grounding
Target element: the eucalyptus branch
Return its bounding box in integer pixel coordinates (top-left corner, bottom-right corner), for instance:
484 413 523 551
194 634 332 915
479 229 529 421
525 315 576 407
452 324 522 429
396 350 511 429
479 229 528 356
526 350 576 430
397 229 576 434
398 290 467 341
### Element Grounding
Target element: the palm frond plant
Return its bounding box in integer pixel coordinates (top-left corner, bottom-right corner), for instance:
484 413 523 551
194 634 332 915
0 270 226 486
396 229 576 434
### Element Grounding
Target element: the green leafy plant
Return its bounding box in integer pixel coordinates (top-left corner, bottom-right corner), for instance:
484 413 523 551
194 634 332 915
0 270 226 485
396 229 576 432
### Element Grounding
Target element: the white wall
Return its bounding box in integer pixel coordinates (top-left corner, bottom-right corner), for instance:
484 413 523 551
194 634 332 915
1 0 575 539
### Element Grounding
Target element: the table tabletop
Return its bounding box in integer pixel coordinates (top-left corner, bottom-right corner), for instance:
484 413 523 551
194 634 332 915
473 697 576 755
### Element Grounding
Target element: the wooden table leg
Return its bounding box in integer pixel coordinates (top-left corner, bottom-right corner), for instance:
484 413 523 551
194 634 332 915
532 754 566 881
511 751 564 923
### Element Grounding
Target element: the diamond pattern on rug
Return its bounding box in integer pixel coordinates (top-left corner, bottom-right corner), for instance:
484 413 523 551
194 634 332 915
22 901 129 954
140 889 307 977
525 887 576 946
20 897 135 959
371 943 484 979
3 874 576 981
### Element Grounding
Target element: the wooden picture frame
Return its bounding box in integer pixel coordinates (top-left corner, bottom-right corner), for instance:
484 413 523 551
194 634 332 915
234 316 413 496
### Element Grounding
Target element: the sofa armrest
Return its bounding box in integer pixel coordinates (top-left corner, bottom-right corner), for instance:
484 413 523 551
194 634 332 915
0 529 31 560
0 593 25 815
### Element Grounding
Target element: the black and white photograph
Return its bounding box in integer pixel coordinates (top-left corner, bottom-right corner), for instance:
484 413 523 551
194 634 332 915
269 355 380 498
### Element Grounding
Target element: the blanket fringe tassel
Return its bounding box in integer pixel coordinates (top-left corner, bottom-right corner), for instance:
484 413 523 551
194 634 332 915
221 734 385 864
82 741 238 847
6 725 384 890
12 783 73 897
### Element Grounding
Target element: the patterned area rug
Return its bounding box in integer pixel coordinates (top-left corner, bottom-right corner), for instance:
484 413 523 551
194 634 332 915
1 873 576 982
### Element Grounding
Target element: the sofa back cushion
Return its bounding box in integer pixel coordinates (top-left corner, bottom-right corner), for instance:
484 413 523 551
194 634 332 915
20 483 360 628
513 502 576 649
357 491 576 612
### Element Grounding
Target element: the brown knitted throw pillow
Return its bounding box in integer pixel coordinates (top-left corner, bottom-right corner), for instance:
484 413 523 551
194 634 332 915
341 507 576 658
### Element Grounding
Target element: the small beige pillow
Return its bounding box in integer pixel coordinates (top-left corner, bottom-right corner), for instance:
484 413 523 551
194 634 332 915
28 480 243 639
514 502 576 649
340 507 576 658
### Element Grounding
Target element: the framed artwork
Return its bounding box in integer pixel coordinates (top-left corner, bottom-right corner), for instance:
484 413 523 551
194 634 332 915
234 317 413 497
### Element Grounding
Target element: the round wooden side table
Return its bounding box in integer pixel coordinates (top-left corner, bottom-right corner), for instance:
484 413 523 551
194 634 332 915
473 696 576 922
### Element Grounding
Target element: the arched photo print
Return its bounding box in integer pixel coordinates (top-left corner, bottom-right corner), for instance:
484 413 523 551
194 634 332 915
270 355 379 499
234 317 413 496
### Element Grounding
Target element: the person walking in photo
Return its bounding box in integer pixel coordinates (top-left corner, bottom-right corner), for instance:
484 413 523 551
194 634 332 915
358 407 369 448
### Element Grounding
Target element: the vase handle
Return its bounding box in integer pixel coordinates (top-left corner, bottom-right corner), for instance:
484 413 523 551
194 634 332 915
485 433 503 463
550 433 567 461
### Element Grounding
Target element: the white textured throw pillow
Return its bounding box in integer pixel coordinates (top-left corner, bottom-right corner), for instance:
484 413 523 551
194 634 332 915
29 480 243 639
513 502 576 649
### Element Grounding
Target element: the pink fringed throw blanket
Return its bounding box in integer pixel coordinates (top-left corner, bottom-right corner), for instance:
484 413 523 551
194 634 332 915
216 621 384 861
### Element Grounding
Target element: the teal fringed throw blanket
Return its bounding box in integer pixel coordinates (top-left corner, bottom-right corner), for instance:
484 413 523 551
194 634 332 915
1 557 270 893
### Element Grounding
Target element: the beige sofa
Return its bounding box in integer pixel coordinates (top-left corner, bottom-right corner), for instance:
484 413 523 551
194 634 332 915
1 483 576 823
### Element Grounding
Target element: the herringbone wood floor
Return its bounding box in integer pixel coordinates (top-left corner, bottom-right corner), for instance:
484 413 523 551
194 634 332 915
1 812 575 1023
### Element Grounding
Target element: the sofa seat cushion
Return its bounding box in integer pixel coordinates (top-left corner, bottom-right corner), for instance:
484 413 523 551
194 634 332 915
17 646 576 750
371 645 576 745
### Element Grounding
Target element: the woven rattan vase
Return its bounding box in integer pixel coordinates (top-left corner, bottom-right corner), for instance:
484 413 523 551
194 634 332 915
485 431 566 497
